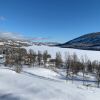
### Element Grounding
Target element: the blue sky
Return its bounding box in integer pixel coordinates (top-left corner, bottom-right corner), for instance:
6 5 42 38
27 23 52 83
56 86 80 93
0 0 100 42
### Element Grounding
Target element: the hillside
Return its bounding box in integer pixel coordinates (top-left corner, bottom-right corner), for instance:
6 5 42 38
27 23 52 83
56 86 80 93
60 32 100 50
0 66 100 100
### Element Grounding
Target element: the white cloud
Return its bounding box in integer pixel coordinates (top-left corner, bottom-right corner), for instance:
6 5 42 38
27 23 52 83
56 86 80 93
0 16 6 21
0 32 49 41
0 32 24 40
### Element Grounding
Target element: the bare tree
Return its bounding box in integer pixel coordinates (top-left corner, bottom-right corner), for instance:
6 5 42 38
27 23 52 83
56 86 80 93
28 49 34 67
65 52 71 78
43 50 51 67
87 60 93 73
70 53 78 82
37 51 43 66
95 62 100 88
71 53 81 75
80 55 89 85
91 60 98 74
55 52 62 68
32 51 37 66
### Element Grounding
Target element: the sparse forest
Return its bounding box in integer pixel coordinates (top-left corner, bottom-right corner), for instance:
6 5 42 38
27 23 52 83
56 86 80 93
2 46 100 87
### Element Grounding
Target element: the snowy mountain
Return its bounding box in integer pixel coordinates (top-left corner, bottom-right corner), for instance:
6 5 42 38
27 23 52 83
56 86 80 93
0 36 60 47
0 38 33 47
60 32 100 50
32 42 60 46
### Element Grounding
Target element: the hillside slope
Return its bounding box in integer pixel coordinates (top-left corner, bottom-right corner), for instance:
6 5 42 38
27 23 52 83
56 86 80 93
0 67 100 100
60 32 100 50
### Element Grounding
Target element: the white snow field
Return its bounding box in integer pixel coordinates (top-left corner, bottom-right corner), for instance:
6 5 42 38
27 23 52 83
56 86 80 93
1 45 100 100
0 67 100 100
24 45 100 61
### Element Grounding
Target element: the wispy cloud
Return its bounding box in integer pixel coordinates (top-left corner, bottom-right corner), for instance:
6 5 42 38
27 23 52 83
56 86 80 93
0 16 6 21
0 32 50 41
0 32 24 40
31 37 49 41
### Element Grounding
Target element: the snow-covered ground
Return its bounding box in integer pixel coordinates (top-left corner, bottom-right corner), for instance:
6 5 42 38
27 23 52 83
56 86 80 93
0 67 100 100
1 45 100 100
23 45 100 61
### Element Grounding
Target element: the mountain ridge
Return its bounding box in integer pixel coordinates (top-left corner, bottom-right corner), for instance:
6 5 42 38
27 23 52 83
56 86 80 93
60 32 100 51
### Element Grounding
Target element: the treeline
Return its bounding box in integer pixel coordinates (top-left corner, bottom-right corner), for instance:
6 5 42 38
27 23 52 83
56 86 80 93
64 53 100 87
4 48 51 71
3 47 100 87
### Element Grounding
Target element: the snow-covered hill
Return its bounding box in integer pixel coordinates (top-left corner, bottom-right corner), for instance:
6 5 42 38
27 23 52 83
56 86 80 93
0 67 100 100
60 32 100 50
